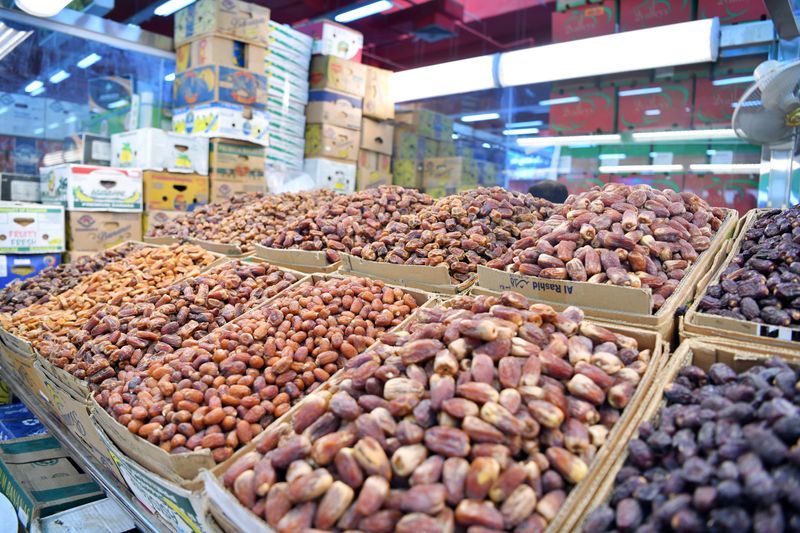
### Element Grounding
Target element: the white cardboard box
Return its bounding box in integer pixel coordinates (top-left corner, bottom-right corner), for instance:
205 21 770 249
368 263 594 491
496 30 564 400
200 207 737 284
300 20 363 62
304 157 356 194
40 165 143 212
111 128 209 175
0 201 65 253
172 103 269 147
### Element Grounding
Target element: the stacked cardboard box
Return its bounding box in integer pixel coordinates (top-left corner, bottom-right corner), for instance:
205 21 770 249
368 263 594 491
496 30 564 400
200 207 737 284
304 51 367 193
172 0 271 147
110 128 210 233
356 66 395 190
266 21 313 172
395 109 454 192
0 201 64 287
39 164 142 256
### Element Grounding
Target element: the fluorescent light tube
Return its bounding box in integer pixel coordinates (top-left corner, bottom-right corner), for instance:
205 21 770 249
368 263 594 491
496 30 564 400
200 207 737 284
334 0 392 23
33 127 43 134
0 22 31 62
77 53 101 69
0 108 7 114
499 18 719 87
24 80 43 93
451 133 459 140
631 128 737 142
689 163 761 174
462 112 499 122
392 54 496 102
505 120 544 128
539 96 580 106
164 72 176 82
31 87 45 96
712 75 755 86
619 87 663 97
49 70 70 84
48 122 59 130
65 116 77 123
15 0 71 17
108 99 129 109
482 143 491 149
644 109 661 116
517 134 622 147
154 0 197 16
598 153 627 160
503 127 540 135
599 164 684 173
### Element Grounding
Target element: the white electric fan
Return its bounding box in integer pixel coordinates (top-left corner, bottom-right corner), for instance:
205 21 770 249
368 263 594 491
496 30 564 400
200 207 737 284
732 59 800 206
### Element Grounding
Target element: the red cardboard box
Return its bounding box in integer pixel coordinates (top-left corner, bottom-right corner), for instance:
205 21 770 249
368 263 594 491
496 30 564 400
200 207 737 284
620 0 692 31
683 173 758 215
552 2 616 43
693 77 747 128
618 80 693 131
698 0 768 24
548 86 616 134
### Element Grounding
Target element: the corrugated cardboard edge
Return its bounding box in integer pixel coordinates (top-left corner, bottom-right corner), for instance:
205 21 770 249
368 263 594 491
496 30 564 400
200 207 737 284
683 208 800 351
476 209 738 345
254 244 340 273
339 251 475 294
93 273 436 483
566 337 800 532
203 306 664 533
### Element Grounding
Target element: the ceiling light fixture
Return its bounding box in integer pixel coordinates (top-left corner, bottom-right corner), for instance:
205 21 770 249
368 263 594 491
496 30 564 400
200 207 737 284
334 0 393 23
644 109 661 116
598 153 627 160
712 75 755 86
539 96 580 106
689 163 762 174
631 128 738 142
49 70 70 84
619 87 663 97
482 143 491 149
77 53 101 69
107 99 129 109
164 72 176 82
392 54 496 102
14 0 71 17
24 80 43 93
505 120 544 128
461 112 500 122
503 127 540 136
517 134 622 147
0 22 31 62
599 164 684 173
154 0 197 16
30 87 45 96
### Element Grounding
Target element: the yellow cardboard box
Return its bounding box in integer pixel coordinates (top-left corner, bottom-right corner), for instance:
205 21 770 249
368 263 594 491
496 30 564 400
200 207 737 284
309 55 366 97
209 178 265 202
364 65 394 120
360 118 394 156
304 123 360 162
66 211 142 252
143 171 209 212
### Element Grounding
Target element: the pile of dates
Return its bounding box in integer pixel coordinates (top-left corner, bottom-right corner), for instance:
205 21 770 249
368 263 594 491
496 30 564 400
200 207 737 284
218 292 651 532
0 243 146 314
698 205 800 326
499 184 726 310
95 277 420 464
261 186 434 263
64 260 300 385
584 356 800 533
147 191 337 253
353 187 553 283
5 244 217 358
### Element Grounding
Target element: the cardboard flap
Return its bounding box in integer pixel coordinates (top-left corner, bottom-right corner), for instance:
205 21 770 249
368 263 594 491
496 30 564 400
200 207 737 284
477 265 653 315
254 244 333 270
188 238 243 256
144 235 183 246
0 327 35 357
340 252 453 286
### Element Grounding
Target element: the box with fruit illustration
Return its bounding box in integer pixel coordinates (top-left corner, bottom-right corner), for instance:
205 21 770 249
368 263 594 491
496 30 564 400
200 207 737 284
40 164 142 212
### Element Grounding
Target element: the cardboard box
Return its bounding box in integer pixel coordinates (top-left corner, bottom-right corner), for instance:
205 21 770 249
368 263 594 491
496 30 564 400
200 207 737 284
306 90 363 130
143 210 183 233
62 133 111 166
174 0 271 47
304 123 360 162
268 132 305 171
357 150 392 190
111 128 209 175
395 109 453 141
0 435 104 530
268 20 313 56
364 65 394 120
67 211 142 252
143 171 209 212
698 0 768 23
0 253 60 289
552 1 616 43
266 68 309 105
423 157 463 197
209 139 265 181
0 202 65 254
40 165 143 212
309 56 367 97
617 80 693 131
438 141 456 157
172 103 269 146
174 65 268 110
693 77 747 128
361 118 394 155
298 20 363 62
549 85 616 134
175 34 266 73
0 174 40 203
392 159 422 188
209 178 265 202
620 0 693 31
304 157 356 194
